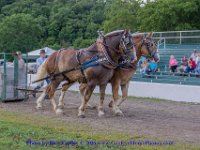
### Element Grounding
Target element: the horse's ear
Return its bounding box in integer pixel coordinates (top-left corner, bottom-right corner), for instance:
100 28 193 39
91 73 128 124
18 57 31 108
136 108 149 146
124 29 127 34
146 32 153 38
97 30 104 39
133 33 143 43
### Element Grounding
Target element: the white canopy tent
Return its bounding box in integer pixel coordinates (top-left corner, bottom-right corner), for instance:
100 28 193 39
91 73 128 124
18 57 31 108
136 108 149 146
28 47 56 56
24 47 56 73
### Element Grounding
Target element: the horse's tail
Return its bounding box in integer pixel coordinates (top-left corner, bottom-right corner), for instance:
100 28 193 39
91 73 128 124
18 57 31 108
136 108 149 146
35 61 48 86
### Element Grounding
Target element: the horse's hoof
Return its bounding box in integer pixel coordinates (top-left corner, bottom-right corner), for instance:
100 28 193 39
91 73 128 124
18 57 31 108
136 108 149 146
78 114 86 118
114 110 124 116
86 105 97 109
56 108 64 115
36 105 42 110
108 101 113 108
98 111 105 117
78 111 86 118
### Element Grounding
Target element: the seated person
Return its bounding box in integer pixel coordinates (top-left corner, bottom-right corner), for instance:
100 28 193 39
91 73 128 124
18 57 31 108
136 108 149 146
140 59 148 77
195 54 200 74
190 50 198 61
169 55 178 72
147 60 157 74
185 58 196 73
138 56 146 68
177 56 188 73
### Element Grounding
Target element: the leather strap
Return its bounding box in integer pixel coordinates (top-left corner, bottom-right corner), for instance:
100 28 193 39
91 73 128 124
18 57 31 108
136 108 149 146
96 39 118 69
75 50 87 83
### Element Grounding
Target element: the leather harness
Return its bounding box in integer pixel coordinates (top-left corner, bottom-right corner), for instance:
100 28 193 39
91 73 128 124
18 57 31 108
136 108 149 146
50 35 130 83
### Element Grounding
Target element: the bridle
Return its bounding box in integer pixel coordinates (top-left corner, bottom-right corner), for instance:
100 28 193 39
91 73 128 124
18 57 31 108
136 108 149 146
119 33 134 55
99 31 134 56
141 37 158 59
96 31 134 68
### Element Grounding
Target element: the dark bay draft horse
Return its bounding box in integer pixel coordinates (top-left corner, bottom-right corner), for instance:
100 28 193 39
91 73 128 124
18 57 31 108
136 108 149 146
35 30 135 117
78 32 160 116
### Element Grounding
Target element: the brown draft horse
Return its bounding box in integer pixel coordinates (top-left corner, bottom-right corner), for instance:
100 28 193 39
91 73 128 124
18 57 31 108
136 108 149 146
35 30 135 117
78 32 160 116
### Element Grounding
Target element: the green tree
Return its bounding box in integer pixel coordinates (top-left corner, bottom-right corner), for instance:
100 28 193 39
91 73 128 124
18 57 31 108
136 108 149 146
0 14 42 53
103 0 140 32
137 0 200 31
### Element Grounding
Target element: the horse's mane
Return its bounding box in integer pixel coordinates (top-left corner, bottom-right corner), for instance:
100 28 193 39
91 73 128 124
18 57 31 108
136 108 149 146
104 30 124 37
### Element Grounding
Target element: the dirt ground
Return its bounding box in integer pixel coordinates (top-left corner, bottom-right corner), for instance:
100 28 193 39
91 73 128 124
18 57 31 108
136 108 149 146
0 91 200 145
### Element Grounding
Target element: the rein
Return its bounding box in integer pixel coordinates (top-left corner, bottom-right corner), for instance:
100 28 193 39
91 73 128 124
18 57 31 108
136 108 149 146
33 31 133 83
32 55 109 84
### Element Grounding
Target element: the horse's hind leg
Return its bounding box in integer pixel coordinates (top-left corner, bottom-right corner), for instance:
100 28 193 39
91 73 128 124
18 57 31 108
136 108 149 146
36 90 46 109
98 84 106 117
79 83 87 96
117 82 129 106
46 80 61 114
78 83 96 118
79 83 95 109
57 83 73 113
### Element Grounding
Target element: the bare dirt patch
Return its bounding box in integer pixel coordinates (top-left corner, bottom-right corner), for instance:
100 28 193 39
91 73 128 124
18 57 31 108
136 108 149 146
0 91 200 145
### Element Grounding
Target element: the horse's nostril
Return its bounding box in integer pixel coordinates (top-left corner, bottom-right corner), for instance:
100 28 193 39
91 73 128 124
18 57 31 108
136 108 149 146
156 58 160 63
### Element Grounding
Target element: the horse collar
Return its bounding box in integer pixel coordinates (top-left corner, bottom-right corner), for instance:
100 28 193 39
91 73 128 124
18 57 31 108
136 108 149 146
96 38 118 68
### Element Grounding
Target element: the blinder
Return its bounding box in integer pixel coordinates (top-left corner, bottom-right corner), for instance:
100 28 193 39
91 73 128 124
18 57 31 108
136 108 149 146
119 32 134 55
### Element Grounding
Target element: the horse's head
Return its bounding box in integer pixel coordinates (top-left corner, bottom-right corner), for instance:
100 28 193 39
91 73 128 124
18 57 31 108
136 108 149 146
133 32 160 63
103 30 134 59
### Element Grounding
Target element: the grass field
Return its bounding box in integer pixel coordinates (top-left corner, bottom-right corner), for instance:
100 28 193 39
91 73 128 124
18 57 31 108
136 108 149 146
0 109 199 150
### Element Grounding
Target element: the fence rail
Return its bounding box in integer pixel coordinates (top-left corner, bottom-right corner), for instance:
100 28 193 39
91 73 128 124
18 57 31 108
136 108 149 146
152 30 200 45
134 30 200 86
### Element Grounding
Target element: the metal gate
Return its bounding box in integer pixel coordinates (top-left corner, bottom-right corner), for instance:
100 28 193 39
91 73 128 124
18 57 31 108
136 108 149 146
0 53 28 102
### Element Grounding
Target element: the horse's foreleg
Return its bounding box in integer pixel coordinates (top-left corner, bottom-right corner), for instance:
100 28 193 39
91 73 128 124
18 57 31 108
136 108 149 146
117 82 129 106
98 84 106 117
111 80 123 116
78 84 95 118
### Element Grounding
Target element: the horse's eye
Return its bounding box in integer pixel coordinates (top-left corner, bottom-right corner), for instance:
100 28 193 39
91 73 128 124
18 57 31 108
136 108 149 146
146 42 150 47
125 38 130 44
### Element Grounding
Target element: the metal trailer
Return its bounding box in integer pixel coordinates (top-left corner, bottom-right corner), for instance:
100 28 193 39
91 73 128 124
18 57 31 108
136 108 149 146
0 53 28 102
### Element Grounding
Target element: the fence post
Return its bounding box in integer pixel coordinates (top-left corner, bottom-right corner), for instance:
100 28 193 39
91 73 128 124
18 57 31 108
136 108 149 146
14 55 18 98
3 53 7 100
25 53 28 100
164 38 166 49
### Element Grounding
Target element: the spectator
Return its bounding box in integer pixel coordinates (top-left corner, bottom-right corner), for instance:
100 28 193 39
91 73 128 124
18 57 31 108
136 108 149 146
147 59 157 74
190 50 198 61
36 49 47 69
185 58 196 73
140 59 148 77
15 51 25 72
177 55 188 73
195 52 200 65
14 51 26 90
169 55 178 72
138 56 146 68
195 54 200 74
33 49 50 98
